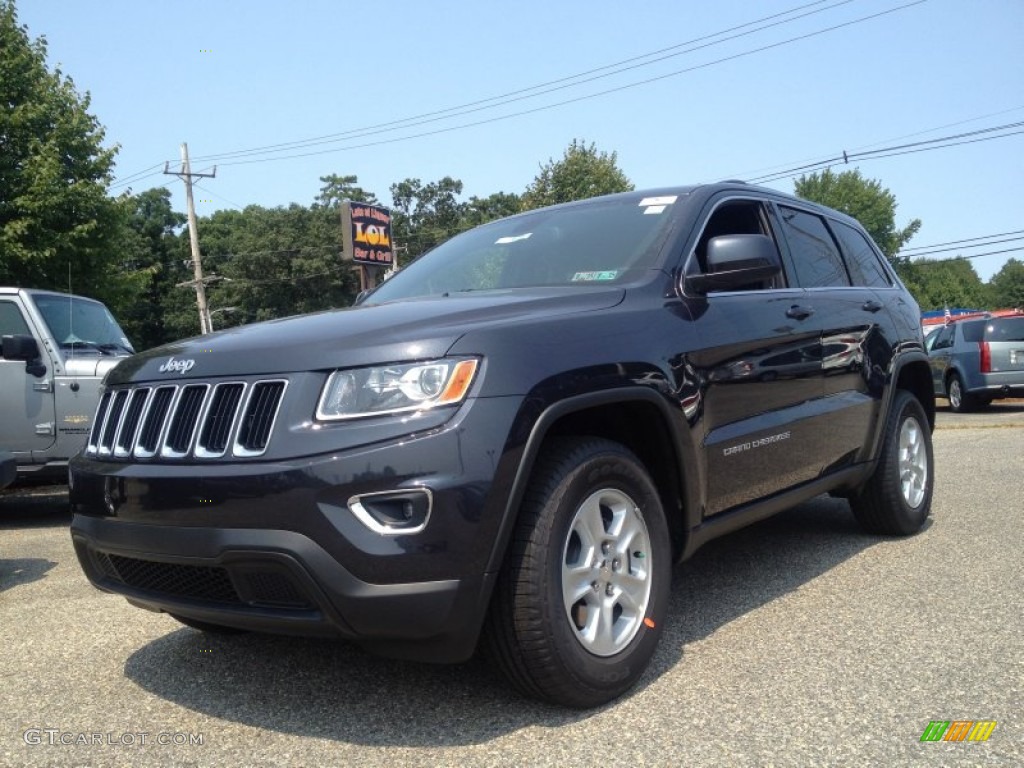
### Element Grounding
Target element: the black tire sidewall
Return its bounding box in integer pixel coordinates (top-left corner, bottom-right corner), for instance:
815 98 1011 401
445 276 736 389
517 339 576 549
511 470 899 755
540 446 671 700
887 392 934 530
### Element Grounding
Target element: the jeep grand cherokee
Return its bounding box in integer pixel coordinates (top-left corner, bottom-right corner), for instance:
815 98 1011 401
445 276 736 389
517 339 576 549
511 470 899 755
69 183 935 707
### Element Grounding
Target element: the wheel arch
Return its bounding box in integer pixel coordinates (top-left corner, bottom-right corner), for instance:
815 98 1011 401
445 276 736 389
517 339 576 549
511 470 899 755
484 388 696 576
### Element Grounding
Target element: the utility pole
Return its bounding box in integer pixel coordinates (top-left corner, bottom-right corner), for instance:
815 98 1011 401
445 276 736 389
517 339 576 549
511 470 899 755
165 143 216 334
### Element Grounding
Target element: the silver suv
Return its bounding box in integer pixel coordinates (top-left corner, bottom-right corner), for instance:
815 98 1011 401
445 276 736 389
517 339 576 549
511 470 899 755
928 313 1024 411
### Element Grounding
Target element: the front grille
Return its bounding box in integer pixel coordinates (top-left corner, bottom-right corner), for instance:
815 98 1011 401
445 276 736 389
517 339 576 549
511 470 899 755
105 554 241 604
87 378 287 460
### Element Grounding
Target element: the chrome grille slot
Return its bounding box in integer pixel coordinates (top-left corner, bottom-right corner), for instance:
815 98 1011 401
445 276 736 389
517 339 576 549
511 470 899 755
235 381 287 456
161 384 209 457
135 386 176 458
98 390 129 456
114 387 150 457
88 378 286 461
87 392 112 453
195 382 245 457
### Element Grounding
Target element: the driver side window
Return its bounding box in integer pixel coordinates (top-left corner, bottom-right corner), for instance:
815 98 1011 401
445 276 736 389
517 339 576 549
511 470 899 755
691 199 785 290
0 301 32 338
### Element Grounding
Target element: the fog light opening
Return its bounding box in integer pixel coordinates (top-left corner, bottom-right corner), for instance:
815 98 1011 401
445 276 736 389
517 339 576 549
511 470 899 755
347 489 433 536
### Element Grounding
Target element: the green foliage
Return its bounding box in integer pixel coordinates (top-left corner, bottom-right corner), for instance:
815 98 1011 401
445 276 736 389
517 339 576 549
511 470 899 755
0 1 127 300
521 139 633 211
899 257 991 311
390 176 468 257
793 169 920 262
988 258 1024 309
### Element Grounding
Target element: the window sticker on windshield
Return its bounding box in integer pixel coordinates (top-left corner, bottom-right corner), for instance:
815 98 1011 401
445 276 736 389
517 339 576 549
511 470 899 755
643 205 667 215
638 195 677 207
495 233 532 244
571 271 619 282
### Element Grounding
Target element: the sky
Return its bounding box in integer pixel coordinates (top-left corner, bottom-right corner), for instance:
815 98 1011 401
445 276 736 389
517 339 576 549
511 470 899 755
15 0 1024 281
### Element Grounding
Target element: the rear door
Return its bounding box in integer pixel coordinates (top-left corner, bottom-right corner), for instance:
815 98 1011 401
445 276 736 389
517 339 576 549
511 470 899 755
0 297 57 458
773 205 896 473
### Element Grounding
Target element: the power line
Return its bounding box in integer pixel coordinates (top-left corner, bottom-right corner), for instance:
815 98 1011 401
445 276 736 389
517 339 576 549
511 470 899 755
900 229 1024 254
193 0 857 163
209 1 927 167
900 235 1024 258
748 121 1024 184
910 246 1024 265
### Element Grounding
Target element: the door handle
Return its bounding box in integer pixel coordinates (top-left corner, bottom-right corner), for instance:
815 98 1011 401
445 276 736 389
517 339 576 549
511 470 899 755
862 300 883 313
786 305 814 320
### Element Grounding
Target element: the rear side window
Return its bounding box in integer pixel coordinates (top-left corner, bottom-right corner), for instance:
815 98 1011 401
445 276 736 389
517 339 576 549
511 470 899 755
960 321 985 343
830 221 892 287
0 301 32 337
777 206 850 288
985 317 1024 342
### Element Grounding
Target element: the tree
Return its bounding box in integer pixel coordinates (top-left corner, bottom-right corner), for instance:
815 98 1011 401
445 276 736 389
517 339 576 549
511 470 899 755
0 2 126 299
899 257 990 311
462 192 522 229
390 176 468 257
989 258 1024 309
793 169 920 263
521 139 633 211
116 187 187 349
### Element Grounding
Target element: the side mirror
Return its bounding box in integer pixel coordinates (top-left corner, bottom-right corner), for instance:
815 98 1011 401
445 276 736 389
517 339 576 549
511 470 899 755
1 334 41 361
1 334 47 378
687 234 782 294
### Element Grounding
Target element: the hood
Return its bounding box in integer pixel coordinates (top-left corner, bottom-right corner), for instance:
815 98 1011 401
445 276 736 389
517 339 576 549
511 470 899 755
107 287 625 384
63 355 131 378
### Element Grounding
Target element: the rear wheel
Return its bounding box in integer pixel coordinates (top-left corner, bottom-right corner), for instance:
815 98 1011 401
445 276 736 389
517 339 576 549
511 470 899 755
486 437 671 708
947 373 974 412
851 390 933 535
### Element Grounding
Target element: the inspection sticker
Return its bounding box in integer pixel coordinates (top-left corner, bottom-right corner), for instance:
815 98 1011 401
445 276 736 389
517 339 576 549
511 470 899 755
643 205 667 214
638 195 677 206
571 271 618 281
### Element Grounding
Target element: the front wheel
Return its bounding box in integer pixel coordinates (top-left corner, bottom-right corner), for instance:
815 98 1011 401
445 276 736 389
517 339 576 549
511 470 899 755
486 437 671 708
851 390 933 535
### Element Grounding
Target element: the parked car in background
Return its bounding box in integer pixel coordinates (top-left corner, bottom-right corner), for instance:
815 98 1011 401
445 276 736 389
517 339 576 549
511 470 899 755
1 288 135 484
928 312 1024 411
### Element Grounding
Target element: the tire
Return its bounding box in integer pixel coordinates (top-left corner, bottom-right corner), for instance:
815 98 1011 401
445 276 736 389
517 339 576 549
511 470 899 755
169 614 247 634
947 373 974 413
485 437 671 708
851 390 933 535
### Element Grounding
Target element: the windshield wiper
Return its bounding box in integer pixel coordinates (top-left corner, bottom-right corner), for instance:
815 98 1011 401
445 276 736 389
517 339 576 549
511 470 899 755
60 340 116 356
97 342 134 355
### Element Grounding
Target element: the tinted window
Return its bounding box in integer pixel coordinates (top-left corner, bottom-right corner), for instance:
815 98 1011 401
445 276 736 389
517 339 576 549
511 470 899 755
0 301 31 337
959 321 985 343
778 206 850 288
932 325 954 349
986 317 1024 342
830 221 892 287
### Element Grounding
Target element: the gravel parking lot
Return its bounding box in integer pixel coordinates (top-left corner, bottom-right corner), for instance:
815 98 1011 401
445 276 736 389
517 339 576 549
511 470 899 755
2 405 1021 767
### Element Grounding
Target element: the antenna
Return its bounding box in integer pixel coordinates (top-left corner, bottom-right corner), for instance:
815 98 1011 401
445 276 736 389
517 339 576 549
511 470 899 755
68 263 74 359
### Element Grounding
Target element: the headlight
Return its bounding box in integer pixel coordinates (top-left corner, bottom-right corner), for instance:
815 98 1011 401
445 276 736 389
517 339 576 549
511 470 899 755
316 358 479 420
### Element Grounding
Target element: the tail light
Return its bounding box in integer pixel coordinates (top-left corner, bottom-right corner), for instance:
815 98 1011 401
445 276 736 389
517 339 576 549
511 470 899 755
979 341 991 373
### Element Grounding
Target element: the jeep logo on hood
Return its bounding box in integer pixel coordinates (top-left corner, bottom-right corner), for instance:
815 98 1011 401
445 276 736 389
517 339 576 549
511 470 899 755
159 357 196 375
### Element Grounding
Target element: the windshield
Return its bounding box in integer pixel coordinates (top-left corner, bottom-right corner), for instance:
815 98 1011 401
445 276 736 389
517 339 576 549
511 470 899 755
367 193 681 303
31 293 135 355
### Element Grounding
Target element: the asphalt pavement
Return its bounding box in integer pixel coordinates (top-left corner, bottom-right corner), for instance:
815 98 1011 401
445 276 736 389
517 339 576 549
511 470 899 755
1 405 1021 767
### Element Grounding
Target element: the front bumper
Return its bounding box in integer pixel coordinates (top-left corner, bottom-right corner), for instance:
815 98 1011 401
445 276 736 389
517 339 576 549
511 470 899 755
69 396 524 662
